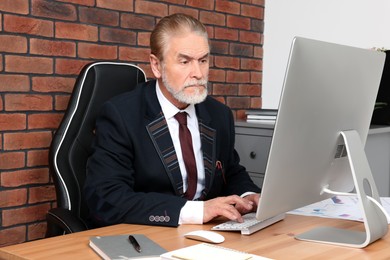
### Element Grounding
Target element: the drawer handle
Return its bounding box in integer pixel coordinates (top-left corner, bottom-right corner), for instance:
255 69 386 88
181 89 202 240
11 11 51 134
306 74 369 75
250 151 256 159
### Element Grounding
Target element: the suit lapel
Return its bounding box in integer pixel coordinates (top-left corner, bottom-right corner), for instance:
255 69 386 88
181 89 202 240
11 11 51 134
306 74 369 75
146 114 185 197
143 81 217 199
198 121 216 200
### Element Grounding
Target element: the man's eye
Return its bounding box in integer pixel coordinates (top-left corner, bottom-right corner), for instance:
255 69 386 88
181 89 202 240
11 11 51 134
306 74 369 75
180 60 189 65
200 59 208 64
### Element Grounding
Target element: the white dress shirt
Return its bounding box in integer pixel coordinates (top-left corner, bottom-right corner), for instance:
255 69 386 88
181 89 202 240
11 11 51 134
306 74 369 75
155 81 204 224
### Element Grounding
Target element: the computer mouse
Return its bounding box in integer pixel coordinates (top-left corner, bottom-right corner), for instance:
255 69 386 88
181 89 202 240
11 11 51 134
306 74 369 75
184 230 225 244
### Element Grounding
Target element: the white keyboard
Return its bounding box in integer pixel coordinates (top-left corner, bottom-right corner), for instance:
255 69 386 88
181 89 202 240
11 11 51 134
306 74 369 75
211 213 285 235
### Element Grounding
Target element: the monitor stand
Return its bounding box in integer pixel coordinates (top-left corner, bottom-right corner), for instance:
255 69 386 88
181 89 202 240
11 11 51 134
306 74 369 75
295 130 388 248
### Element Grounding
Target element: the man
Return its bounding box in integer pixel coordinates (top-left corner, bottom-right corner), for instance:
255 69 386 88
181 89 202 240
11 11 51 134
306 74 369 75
84 13 261 227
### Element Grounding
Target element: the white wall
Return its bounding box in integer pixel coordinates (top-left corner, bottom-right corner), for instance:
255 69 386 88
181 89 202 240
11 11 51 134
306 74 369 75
263 0 390 108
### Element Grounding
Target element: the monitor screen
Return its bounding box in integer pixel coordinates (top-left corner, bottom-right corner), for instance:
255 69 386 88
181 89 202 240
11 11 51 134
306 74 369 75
256 37 387 247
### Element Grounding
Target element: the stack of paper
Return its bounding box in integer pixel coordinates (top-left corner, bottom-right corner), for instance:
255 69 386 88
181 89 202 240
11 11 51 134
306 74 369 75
246 109 277 125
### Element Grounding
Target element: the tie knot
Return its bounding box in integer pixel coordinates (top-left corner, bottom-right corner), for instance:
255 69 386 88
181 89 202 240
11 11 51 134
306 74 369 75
174 112 187 125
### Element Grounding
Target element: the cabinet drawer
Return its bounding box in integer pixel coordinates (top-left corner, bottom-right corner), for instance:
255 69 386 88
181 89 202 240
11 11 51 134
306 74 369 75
235 134 271 174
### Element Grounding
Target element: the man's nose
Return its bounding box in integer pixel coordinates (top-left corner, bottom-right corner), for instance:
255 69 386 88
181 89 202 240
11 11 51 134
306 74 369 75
190 61 203 79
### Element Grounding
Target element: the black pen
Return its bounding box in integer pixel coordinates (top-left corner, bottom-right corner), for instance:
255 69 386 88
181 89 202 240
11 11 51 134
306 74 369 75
128 235 142 253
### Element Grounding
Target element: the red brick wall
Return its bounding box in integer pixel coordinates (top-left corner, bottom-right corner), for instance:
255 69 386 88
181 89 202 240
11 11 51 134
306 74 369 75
0 0 264 246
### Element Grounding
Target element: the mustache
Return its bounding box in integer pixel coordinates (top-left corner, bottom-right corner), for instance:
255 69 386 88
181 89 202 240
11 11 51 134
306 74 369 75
183 79 208 88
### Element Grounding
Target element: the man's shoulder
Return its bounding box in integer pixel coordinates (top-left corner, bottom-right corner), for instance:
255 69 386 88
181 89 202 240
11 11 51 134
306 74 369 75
108 80 154 105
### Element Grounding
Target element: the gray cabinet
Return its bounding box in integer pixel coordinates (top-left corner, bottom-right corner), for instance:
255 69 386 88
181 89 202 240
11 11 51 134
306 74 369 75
235 121 274 189
235 122 390 196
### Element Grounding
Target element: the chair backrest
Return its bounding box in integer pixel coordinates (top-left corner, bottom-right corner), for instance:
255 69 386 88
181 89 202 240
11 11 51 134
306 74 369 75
49 62 146 227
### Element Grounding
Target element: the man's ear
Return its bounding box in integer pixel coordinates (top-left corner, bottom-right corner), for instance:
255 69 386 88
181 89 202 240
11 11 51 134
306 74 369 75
149 54 162 79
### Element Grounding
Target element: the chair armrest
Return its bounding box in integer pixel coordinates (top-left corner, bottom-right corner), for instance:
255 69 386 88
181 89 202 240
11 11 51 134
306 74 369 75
45 208 88 237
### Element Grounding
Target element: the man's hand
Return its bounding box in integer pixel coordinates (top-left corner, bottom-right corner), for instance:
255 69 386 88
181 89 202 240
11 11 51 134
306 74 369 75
203 195 255 223
235 193 260 215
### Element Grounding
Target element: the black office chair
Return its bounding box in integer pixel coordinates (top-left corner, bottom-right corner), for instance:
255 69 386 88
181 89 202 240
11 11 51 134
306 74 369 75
46 62 147 237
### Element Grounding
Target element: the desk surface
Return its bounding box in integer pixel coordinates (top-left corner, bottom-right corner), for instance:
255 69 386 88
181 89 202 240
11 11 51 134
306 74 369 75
1 214 390 260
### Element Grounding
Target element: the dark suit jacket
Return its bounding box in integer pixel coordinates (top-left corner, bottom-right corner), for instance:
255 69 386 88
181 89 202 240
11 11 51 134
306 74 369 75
84 80 261 227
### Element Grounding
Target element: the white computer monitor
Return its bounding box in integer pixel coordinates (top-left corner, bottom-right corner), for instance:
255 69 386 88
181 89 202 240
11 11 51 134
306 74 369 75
256 37 387 248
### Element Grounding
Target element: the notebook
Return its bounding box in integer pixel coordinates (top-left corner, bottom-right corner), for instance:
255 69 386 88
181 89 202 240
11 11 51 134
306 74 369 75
160 243 271 260
89 234 167 260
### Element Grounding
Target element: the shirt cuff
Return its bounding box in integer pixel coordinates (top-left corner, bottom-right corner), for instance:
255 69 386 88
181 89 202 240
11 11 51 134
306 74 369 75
178 201 204 225
241 191 257 198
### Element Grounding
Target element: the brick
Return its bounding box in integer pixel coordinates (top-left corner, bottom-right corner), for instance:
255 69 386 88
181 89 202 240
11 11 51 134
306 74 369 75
0 151 25 170
55 95 71 110
250 97 262 109
121 14 156 31
5 55 53 74
119 47 150 63
3 131 52 151
27 149 49 167
158 0 185 3
28 113 63 129
28 222 47 241
205 25 214 39
97 0 133 12
215 27 238 41
226 96 250 109
55 58 90 75
57 0 95 5
79 6 119 26
0 114 26 131
236 109 247 120
241 58 262 71
212 83 238 96
0 54 3 71
0 0 28 14
251 71 262 84
226 70 250 83
251 19 264 33
200 11 225 26
252 0 265 5
241 4 264 19
135 1 168 17
209 68 226 82
0 35 27 53
239 31 261 44
100 27 136 45
227 15 251 30
29 186 56 204
56 22 98 41
0 226 26 247
215 0 240 15
0 75 30 92
169 6 199 19
32 0 77 21
215 56 240 69
78 42 117 60
30 38 76 57
137 32 151 47
4 14 54 37
254 46 263 58
2 203 50 226
186 0 214 10
230 43 253 57
0 188 27 207
1 168 50 187
210 40 229 55
238 84 261 96
5 94 52 111
32 76 75 93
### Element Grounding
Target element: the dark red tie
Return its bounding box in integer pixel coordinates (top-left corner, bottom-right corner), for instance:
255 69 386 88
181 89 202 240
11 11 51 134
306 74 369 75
174 112 198 200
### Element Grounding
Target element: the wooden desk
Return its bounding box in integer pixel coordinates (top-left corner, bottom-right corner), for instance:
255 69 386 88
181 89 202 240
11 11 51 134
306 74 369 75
1 214 389 260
